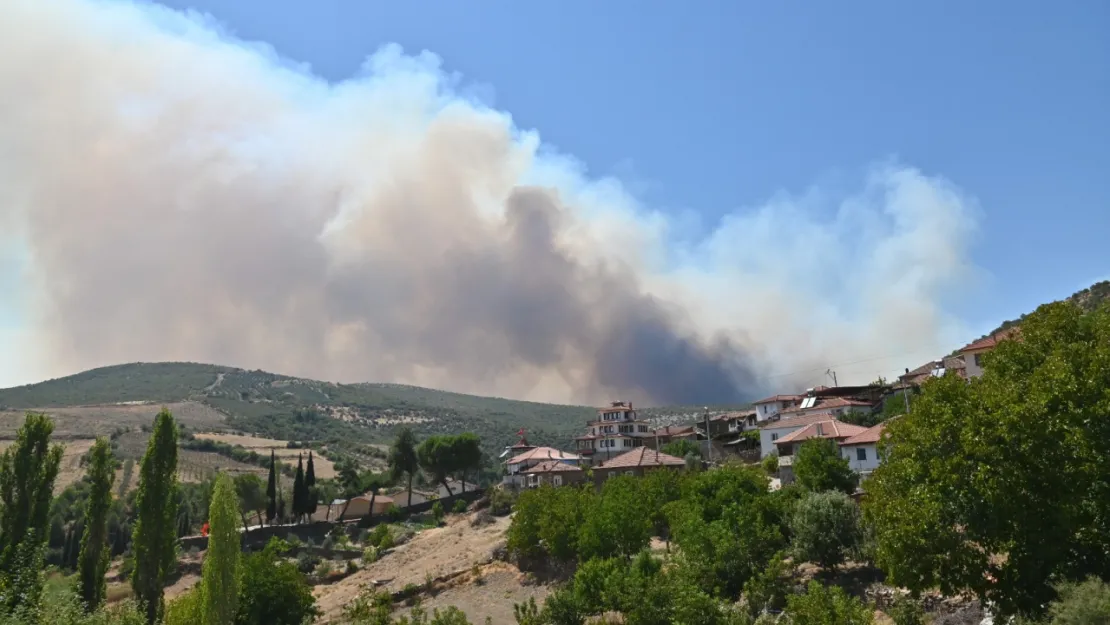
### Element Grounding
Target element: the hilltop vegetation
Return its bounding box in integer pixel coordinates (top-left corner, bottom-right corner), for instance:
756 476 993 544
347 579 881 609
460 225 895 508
984 279 1109 337
0 363 596 456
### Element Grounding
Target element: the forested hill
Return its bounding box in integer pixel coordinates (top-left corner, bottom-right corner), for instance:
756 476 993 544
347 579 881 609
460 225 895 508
983 279 1109 338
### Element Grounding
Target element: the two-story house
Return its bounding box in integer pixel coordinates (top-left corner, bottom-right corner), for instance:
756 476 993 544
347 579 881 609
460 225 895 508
751 395 802 423
838 421 888 476
576 401 655 465
503 446 581 488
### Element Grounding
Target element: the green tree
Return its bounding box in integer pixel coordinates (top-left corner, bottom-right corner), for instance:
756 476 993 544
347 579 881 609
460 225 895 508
450 433 482 491
235 538 319 625
77 437 116 612
389 429 420 511
865 302 1110 618
131 408 180 625
265 451 276 525
200 473 240 625
661 439 701 459
789 490 861 570
785 581 873 625
305 452 317 511
579 476 652 561
793 438 857 494
417 435 457 496
761 452 779 476
292 455 306 524
0 412 65 618
234 473 266 529
1046 577 1110 625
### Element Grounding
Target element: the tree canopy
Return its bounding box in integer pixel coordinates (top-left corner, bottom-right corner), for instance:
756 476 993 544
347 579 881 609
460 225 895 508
865 301 1110 617
793 438 857 494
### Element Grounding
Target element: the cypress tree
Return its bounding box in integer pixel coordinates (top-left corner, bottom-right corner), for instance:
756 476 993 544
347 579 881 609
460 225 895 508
265 451 277 525
200 474 240 625
77 437 115 612
131 408 180 625
305 452 317 518
0 412 65 617
292 455 305 524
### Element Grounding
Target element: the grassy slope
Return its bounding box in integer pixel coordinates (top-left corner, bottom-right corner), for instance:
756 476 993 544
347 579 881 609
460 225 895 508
0 362 598 455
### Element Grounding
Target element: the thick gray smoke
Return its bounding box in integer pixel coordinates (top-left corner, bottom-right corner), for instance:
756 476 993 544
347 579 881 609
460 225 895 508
0 0 980 404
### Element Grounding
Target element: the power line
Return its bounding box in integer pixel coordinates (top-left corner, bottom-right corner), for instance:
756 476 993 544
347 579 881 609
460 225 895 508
762 348 940 379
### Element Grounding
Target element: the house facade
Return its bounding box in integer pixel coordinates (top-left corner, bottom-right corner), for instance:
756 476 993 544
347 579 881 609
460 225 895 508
591 447 686 483
576 401 655 465
839 422 888 475
521 460 587 488
759 412 854 458
503 446 582 488
959 328 1019 378
752 395 801 423
772 419 867 457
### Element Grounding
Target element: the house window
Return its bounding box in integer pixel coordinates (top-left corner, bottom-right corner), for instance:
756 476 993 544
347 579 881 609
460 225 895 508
856 448 867 461
553 475 563 487
771 433 778 441
974 353 982 367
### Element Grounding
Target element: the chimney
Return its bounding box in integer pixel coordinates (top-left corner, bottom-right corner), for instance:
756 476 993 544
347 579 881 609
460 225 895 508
904 368 910 375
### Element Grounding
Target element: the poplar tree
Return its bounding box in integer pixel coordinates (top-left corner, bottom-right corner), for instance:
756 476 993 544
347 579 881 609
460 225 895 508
131 408 180 625
265 451 277 525
305 452 317 515
0 412 64 617
200 473 240 625
389 429 419 511
77 437 116 612
292 455 306 523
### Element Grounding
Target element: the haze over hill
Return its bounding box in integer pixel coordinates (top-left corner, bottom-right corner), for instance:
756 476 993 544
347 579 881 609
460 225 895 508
0 0 983 404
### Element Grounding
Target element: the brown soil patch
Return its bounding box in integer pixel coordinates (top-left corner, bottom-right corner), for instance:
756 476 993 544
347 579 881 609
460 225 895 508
396 564 549 625
314 513 514 621
0 438 95 494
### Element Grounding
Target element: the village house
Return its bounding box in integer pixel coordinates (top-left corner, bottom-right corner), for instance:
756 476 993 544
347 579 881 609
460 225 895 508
959 327 1020 378
575 401 655 465
751 395 802 422
329 493 395 521
839 421 889 476
503 446 582 488
898 356 967 387
759 412 858 458
591 447 686 483
521 459 587 488
775 396 877 422
650 424 699 449
772 418 867 458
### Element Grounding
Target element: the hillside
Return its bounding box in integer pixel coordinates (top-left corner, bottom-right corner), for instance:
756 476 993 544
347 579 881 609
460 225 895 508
0 362 599 454
985 279 1109 337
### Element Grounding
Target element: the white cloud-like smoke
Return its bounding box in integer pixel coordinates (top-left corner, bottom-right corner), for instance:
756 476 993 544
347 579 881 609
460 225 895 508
0 0 979 405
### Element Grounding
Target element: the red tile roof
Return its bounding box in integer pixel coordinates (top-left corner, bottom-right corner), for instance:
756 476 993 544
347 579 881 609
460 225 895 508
653 425 696 437
753 394 802 405
596 447 686 469
774 420 867 445
524 460 583 474
959 327 1020 353
759 412 841 430
840 421 889 446
506 447 580 465
900 356 967 383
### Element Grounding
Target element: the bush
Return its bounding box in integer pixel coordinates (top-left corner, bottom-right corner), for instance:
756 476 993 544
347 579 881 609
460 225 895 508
790 491 862 570
386 504 403 522
887 594 926 625
761 453 779 475
794 438 858 494
431 501 444 525
346 559 359 575
296 553 320 575
363 546 379 564
453 499 469 514
743 553 791 617
369 524 394 550
489 488 515 516
1047 577 1110 625
316 560 334 578
237 538 320 625
786 581 874 625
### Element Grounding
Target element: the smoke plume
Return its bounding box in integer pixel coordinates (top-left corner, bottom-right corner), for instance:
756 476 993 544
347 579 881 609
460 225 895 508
0 0 979 404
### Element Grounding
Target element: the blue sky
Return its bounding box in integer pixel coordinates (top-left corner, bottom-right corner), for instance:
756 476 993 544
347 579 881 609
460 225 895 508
153 0 1109 320
0 0 1107 394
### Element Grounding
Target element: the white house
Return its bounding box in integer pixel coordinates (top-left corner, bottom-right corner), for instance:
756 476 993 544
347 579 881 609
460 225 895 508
839 421 889 476
503 447 581 488
751 395 801 423
759 412 846 458
575 401 655 465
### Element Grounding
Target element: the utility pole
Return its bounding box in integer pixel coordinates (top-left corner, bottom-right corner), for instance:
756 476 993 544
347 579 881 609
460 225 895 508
703 406 712 464
826 369 838 387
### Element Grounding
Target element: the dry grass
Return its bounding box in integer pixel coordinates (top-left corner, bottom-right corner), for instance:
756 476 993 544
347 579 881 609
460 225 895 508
177 449 266 483
195 432 338 479
0 401 226 439
0 438 95 494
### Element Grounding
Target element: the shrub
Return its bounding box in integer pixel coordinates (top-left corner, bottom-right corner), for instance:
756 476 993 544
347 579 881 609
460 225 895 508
236 538 319 625
489 489 515 516
363 546 379 564
790 491 862 570
1047 577 1110 625
786 581 873 625
357 529 370 545
386 504 403 522
342 589 392 623
793 438 858 494
296 553 320 575
761 453 779 475
316 560 334 578
346 559 359 575
887 594 926 625
453 499 469 514
431 502 444 525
